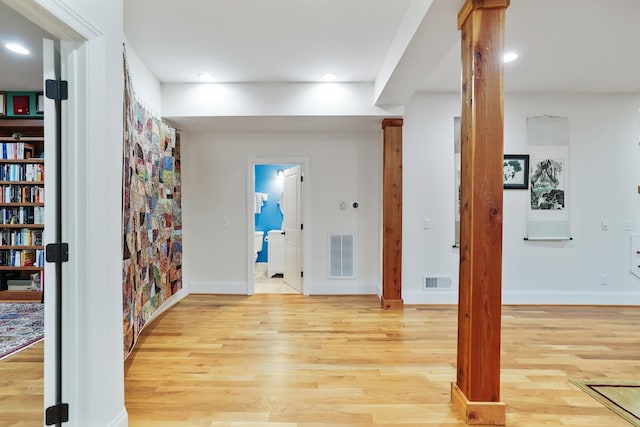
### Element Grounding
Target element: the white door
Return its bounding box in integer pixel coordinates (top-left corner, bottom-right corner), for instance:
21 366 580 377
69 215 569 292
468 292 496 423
283 165 302 292
42 37 60 421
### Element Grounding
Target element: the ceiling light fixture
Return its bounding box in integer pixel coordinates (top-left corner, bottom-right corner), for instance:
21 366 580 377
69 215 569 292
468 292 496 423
503 52 518 63
198 73 215 82
5 43 30 55
322 73 337 82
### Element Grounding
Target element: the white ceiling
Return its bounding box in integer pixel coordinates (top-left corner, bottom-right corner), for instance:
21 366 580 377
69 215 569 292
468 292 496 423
2 1 640 97
124 0 640 95
0 2 53 91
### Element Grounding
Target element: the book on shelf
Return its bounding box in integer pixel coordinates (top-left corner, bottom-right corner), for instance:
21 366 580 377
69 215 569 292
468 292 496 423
22 250 36 267
7 279 31 290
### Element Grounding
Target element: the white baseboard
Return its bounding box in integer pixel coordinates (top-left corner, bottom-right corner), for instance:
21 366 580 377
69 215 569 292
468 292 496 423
403 289 640 305
190 281 249 294
108 409 128 427
308 283 378 295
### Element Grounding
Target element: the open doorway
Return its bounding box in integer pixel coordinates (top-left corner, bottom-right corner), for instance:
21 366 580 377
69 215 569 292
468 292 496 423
250 160 305 294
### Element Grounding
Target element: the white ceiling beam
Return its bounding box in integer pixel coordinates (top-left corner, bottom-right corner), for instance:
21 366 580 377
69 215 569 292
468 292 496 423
374 0 463 106
162 82 404 118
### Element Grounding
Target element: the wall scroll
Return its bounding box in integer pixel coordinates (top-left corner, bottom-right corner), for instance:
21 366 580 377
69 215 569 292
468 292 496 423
526 116 571 240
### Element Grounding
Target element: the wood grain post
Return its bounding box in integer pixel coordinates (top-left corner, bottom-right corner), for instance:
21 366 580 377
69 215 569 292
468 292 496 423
453 0 509 425
381 118 403 309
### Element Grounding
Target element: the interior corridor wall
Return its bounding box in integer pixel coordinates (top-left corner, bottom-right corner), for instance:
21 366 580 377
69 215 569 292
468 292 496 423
403 92 640 305
181 131 382 294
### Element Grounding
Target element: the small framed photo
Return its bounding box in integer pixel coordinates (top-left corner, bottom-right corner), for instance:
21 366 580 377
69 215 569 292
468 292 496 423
36 93 44 114
503 154 529 189
0 92 5 116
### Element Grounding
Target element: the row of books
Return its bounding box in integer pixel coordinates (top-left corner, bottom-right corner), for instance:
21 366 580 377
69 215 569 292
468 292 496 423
1 185 44 203
0 207 45 225
0 142 37 160
0 163 44 182
0 249 45 267
0 228 43 246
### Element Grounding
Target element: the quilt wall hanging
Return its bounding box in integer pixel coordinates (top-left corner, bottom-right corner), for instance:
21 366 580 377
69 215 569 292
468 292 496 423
122 52 182 357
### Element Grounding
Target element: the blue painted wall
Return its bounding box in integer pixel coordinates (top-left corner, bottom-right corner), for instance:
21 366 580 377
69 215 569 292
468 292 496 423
255 164 294 262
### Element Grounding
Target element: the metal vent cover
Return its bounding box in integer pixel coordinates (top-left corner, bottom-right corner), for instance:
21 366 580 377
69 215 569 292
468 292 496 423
423 275 452 290
328 233 355 278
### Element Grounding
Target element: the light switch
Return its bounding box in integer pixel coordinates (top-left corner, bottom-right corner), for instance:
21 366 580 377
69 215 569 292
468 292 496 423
423 218 431 229
601 219 609 231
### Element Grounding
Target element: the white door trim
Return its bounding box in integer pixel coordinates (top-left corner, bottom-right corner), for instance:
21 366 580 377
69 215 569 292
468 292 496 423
247 156 311 295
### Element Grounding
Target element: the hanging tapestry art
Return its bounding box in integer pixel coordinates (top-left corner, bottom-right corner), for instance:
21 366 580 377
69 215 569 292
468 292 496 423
122 53 182 357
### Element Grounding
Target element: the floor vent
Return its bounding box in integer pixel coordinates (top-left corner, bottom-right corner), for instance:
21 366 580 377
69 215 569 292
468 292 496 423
424 275 452 290
328 233 355 278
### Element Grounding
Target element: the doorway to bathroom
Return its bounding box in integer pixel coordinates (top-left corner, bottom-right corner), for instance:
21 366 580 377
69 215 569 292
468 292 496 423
250 160 305 294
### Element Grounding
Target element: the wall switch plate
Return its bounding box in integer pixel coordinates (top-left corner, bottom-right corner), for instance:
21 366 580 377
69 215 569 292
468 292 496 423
625 220 632 231
423 218 431 229
601 219 609 231
339 201 347 210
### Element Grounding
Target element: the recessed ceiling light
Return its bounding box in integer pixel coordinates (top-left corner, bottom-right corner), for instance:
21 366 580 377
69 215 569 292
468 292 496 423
322 73 337 82
5 43 30 55
198 73 215 82
503 52 518 63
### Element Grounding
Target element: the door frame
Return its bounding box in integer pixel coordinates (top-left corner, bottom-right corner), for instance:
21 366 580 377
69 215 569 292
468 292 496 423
247 156 310 295
3 1 129 425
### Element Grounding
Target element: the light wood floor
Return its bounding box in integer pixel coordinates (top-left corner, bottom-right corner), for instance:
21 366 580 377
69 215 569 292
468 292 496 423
1 295 639 426
0 341 43 427
125 295 639 426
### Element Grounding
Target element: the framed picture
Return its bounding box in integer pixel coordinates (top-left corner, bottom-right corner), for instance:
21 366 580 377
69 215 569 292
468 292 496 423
12 95 30 115
36 93 44 114
503 154 529 189
0 92 5 116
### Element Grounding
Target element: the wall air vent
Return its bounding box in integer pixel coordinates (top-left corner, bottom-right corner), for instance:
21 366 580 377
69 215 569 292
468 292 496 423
328 233 355 278
424 275 452 290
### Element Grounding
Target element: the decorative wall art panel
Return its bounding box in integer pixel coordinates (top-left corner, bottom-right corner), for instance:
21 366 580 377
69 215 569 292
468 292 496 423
122 53 182 357
530 158 564 209
526 116 571 240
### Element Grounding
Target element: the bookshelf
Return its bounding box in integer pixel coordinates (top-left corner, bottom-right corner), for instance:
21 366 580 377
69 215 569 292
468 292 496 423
0 119 44 301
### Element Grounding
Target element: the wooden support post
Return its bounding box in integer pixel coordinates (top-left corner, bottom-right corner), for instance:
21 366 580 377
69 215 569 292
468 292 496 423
452 0 509 425
381 118 403 309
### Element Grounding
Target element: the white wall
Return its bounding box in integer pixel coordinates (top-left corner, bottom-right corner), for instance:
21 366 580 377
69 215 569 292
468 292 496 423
182 131 382 295
403 92 640 305
124 38 162 115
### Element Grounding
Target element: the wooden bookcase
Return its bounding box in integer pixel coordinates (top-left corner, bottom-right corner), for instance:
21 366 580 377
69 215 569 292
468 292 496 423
0 119 44 302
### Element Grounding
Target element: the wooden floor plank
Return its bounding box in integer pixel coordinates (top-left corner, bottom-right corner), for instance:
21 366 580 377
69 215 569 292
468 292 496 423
1 295 639 426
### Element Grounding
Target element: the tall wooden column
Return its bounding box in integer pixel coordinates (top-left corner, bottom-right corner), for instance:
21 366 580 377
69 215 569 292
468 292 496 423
451 1 509 425
381 118 403 309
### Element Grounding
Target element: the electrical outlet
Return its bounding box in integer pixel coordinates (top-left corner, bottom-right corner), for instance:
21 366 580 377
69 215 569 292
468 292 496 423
625 220 632 231
601 219 609 231
423 218 431 229
599 274 608 286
